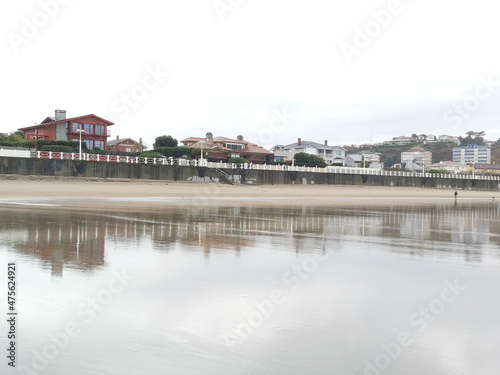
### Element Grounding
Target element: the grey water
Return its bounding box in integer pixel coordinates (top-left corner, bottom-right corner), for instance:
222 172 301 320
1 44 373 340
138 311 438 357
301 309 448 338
1 202 499 375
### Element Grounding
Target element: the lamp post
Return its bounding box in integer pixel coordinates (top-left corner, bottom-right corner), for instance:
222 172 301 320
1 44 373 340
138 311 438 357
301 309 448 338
200 140 205 163
77 129 85 160
291 148 295 167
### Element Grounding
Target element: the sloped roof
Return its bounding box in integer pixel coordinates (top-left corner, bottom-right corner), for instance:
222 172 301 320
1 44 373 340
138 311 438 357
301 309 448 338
241 143 273 155
181 136 272 155
474 163 500 169
188 140 232 152
107 138 140 147
275 141 345 151
409 146 426 152
41 117 55 124
182 137 204 143
20 114 114 131
346 154 363 162
429 161 465 167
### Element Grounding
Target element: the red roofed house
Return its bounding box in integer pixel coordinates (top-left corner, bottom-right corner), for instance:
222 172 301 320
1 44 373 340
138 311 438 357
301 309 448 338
107 136 145 153
181 133 273 164
19 110 113 150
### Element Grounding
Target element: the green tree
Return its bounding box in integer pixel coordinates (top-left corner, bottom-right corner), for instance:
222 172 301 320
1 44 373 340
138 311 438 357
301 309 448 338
459 130 485 146
8 133 24 143
154 135 178 148
229 157 249 164
294 152 326 167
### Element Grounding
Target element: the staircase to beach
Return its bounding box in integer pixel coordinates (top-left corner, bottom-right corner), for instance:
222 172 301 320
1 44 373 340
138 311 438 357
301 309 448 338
214 168 234 185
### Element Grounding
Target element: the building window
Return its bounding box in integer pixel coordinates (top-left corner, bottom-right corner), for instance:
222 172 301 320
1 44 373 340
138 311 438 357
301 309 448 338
94 140 104 150
84 124 93 133
226 143 243 151
94 125 105 135
72 123 82 132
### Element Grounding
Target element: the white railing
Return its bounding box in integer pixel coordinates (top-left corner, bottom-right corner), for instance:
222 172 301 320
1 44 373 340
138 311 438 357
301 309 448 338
29 151 500 181
0 148 31 158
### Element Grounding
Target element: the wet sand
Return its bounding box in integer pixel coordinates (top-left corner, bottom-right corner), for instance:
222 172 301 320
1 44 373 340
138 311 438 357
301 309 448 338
0 175 497 212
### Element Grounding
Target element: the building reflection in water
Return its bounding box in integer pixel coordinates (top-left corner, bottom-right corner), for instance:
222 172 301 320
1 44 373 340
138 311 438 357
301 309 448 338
0 202 498 276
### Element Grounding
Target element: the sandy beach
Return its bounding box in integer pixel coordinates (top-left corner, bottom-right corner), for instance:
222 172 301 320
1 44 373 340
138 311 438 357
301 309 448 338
0 175 497 212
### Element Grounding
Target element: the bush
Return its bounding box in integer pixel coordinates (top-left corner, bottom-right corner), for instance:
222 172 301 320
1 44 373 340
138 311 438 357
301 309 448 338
294 152 327 167
34 140 86 152
0 139 85 151
229 157 249 164
155 146 196 158
139 152 161 158
40 145 75 153
0 141 24 148
87 149 142 156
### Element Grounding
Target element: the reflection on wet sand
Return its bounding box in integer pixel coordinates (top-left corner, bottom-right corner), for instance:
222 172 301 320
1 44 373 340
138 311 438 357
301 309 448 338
0 202 498 276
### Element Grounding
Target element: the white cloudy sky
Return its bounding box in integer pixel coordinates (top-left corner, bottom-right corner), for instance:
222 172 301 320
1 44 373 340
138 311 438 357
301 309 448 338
1 0 499 149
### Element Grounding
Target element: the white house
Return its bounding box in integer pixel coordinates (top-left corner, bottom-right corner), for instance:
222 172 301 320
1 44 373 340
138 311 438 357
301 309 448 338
401 147 432 171
428 161 469 174
345 151 381 167
383 136 413 146
272 138 346 165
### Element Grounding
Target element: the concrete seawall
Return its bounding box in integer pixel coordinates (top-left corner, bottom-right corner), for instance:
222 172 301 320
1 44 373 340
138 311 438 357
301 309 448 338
1 157 499 191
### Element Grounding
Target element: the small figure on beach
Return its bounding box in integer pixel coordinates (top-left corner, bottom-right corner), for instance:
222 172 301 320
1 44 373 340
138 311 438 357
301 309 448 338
454 191 458 199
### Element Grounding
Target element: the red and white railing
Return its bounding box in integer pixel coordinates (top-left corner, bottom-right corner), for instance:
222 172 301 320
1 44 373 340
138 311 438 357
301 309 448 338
29 151 500 181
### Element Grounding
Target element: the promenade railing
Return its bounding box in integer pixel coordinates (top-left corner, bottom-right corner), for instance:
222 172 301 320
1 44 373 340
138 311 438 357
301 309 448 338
29 151 500 181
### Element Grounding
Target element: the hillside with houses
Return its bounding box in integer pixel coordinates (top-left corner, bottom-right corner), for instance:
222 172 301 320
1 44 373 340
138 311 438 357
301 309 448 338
1 110 500 175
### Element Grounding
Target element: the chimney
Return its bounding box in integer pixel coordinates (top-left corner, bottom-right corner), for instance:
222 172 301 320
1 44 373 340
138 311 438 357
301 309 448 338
324 140 328 146
237 135 243 141
298 138 301 145
139 138 143 151
206 132 213 141
55 110 66 121
116 135 119 142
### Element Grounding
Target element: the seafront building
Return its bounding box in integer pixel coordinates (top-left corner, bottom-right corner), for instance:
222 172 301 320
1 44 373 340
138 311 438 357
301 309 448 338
383 136 413 146
181 133 273 163
473 163 500 175
428 161 469 174
400 147 432 171
107 136 145 153
345 151 381 168
452 144 491 164
18 110 114 150
272 139 346 165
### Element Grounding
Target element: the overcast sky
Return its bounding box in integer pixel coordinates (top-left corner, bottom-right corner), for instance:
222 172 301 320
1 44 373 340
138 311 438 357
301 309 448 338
1 0 500 149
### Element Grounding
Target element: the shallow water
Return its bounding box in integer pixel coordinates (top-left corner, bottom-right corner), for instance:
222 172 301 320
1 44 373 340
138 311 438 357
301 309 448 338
1 202 499 375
